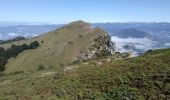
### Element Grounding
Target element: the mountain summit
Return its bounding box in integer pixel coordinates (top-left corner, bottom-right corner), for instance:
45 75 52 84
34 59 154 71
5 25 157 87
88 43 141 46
1 21 115 73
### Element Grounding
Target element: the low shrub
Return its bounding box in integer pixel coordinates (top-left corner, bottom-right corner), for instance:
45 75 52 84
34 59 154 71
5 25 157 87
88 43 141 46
37 65 45 71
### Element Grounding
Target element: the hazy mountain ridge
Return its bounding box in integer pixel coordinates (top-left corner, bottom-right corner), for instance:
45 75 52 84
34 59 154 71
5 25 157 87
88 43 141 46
113 28 149 38
0 25 63 40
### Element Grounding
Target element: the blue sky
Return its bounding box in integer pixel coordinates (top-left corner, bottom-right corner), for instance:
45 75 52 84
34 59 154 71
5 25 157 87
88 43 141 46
0 0 170 22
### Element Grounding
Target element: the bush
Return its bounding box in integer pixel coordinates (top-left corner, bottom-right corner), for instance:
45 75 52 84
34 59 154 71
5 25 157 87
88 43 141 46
68 41 74 45
0 47 5 56
0 58 7 71
37 65 45 71
78 35 83 38
29 41 39 49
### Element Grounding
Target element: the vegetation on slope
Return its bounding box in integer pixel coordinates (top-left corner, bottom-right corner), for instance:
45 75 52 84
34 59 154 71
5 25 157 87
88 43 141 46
0 41 39 71
0 48 169 99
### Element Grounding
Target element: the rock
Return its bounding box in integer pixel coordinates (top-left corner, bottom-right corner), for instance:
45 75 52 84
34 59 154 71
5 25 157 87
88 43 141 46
78 35 116 61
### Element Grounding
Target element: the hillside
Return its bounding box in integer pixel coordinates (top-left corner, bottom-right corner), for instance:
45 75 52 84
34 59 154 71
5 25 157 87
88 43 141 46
0 48 169 99
0 21 115 73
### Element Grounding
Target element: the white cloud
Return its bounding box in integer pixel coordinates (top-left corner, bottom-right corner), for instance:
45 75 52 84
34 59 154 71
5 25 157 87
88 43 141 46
0 33 20 40
0 32 40 40
111 36 157 55
164 43 170 46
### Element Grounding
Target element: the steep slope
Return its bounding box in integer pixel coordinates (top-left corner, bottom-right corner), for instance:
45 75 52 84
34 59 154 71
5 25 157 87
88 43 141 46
0 21 115 73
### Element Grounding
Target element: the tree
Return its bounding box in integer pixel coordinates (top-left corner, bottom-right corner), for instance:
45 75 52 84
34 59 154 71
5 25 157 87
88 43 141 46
0 58 7 71
0 47 5 56
29 41 39 49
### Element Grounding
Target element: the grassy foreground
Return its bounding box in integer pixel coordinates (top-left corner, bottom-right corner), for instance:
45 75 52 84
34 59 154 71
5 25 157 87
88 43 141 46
0 48 170 100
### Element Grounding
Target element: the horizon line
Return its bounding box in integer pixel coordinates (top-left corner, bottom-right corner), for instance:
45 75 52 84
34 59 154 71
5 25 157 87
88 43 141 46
1 20 170 24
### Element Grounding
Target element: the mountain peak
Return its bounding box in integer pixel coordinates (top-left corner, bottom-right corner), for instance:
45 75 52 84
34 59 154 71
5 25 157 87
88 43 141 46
65 20 90 28
1 21 115 73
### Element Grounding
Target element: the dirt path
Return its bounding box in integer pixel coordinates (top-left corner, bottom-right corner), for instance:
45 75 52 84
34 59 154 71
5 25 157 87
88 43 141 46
64 65 79 71
39 72 56 77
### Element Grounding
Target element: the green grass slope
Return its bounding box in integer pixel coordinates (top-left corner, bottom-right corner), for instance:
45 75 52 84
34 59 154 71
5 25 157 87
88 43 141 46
0 21 108 73
0 48 169 99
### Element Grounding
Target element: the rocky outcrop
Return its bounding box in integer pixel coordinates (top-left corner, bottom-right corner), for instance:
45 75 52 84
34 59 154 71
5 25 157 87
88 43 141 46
77 35 116 61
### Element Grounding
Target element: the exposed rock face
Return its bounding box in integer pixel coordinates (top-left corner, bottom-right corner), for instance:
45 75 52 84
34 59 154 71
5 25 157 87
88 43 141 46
77 35 116 61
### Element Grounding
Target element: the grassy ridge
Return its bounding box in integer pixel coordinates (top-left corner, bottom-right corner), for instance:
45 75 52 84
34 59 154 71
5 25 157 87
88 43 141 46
0 21 108 73
0 48 169 99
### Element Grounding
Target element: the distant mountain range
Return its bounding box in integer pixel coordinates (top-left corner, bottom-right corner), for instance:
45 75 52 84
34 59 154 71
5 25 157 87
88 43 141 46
0 25 63 40
0 22 170 55
111 28 149 38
